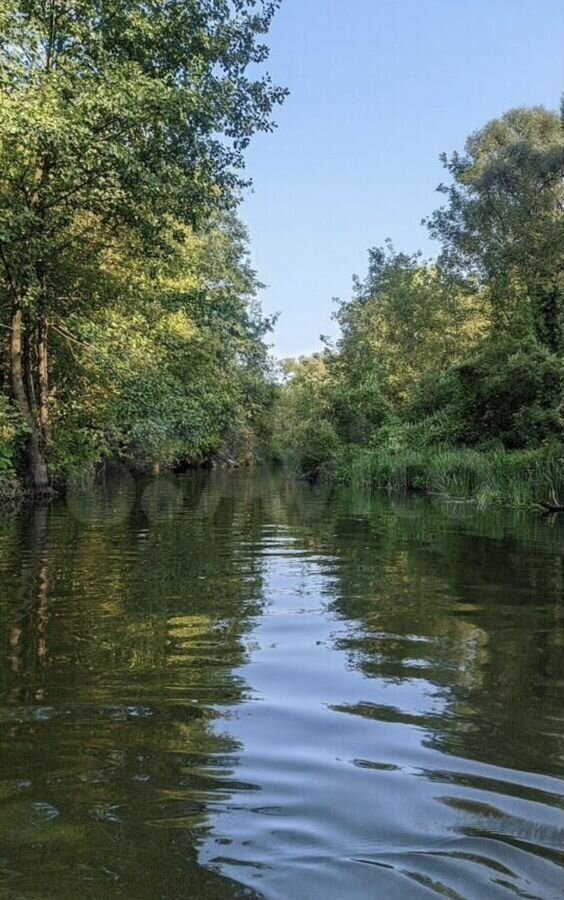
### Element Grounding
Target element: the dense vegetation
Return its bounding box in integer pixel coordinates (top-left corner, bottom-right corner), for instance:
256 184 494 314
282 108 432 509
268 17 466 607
2 4 563 511
0 0 285 496
275 105 564 507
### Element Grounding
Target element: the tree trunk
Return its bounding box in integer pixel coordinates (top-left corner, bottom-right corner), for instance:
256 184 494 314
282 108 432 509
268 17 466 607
38 311 50 445
10 304 50 492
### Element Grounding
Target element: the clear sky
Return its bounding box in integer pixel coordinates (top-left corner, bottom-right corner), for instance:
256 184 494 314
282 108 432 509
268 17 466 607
240 0 564 359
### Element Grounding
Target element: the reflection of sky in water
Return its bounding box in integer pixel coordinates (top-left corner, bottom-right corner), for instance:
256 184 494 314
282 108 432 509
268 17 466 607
200 520 563 900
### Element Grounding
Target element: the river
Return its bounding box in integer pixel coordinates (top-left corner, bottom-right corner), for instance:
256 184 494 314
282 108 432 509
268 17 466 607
0 469 563 899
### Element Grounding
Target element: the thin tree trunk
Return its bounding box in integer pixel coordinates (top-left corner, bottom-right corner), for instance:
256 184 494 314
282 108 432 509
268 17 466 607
10 304 50 491
38 310 50 445
24 325 38 421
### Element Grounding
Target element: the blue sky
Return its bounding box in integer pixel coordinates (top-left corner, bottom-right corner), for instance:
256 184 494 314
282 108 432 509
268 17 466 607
240 0 564 359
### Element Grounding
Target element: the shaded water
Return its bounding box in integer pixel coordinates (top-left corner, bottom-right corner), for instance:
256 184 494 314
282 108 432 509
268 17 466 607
0 469 563 899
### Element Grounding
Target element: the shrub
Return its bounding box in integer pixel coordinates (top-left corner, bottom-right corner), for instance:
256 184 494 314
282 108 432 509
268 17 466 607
451 335 564 448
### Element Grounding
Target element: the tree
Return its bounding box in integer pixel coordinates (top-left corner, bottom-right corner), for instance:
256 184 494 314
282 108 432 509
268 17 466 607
49 213 276 474
334 243 487 408
427 106 564 351
274 355 341 475
0 0 286 488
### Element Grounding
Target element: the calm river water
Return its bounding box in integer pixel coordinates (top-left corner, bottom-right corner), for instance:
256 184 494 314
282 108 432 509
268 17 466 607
0 469 563 899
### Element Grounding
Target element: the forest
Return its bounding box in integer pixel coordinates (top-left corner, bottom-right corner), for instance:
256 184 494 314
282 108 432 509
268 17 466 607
275 105 564 507
2 2 564 509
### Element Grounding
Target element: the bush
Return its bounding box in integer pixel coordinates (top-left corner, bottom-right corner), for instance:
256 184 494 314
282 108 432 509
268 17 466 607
451 336 564 448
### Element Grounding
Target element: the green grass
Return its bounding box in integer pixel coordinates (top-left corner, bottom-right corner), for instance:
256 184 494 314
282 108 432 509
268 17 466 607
324 445 564 509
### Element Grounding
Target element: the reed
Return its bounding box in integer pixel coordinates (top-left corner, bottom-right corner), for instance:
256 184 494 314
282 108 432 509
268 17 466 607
325 445 564 509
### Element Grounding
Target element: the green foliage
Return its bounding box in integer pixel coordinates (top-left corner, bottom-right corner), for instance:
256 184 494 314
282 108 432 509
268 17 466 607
428 106 564 352
449 336 564 448
46 215 276 476
273 356 341 474
276 104 564 506
0 395 25 494
334 242 487 407
0 1 285 485
401 335 564 450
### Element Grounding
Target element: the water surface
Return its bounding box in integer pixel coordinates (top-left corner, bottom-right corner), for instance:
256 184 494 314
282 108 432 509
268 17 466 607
0 470 563 899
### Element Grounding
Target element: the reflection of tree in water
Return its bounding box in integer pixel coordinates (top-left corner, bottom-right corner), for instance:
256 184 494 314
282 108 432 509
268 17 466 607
0 473 268 899
2 507 51 704
2 471 564 895
277 485 564 779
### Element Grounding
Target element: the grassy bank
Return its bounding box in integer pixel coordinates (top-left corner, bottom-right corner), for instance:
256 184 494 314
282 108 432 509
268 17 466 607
321 445 564 509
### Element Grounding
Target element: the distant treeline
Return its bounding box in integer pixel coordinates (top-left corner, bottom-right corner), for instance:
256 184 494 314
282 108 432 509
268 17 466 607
0 0 286 496
275 105 564 506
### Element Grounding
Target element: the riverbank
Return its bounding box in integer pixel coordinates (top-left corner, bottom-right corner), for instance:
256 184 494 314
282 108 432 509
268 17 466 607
319 445 564 509
4 444 564 513
0 453 260 510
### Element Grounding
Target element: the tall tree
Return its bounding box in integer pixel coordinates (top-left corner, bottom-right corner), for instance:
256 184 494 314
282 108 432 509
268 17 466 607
0 0 286 488
427 107 564 351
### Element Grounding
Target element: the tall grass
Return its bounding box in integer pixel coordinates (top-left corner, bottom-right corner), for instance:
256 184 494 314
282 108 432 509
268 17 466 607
325 445 564 509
